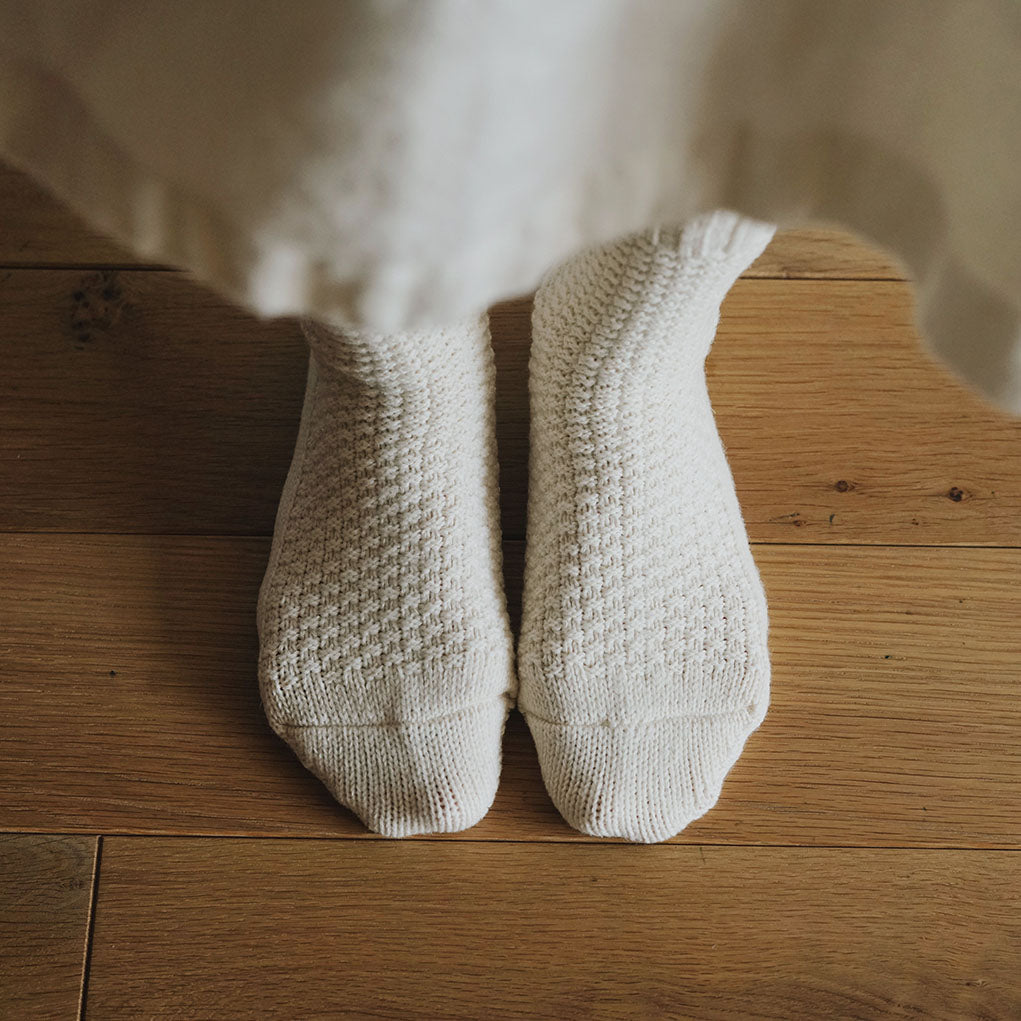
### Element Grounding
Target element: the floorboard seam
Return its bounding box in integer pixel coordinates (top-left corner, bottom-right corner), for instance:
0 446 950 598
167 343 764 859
86 834 1021 852
0 263 910 283
0 532 1018 550
77 835 103 1021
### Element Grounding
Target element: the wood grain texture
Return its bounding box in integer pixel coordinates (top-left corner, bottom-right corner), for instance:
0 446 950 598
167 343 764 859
1 535 1017 846
0 834 97 1020
86 837 1020 1020
494 283 1021 543
0 268 307 534
710 282 1021 545
3 271 1019 542
0 160 903 278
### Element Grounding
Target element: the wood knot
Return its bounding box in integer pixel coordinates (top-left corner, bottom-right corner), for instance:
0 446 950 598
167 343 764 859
70 270 129 347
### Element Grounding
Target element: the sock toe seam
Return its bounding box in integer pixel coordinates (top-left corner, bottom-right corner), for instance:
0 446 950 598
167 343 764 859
519 705 762 728
267 695 511 731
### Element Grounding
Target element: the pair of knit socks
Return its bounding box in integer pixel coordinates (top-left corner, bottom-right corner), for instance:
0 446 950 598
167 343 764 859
257 211 775 842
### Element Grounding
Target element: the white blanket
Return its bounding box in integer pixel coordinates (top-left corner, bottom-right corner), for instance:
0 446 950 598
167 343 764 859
1 0 1018 410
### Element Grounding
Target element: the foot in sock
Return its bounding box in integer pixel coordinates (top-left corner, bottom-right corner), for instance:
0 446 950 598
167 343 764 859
257 314 516 837
519 212 775 843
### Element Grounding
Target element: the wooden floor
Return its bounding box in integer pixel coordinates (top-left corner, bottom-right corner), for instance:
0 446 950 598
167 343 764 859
1 162 1019 1019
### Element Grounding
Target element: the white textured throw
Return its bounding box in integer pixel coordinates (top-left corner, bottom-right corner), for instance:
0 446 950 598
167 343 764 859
3 2 1018 411
519 212 775 842
257 315 516 836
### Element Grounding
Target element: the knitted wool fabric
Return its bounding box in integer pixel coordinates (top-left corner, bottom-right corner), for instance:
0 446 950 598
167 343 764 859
518 212 775 843
257 314 516 837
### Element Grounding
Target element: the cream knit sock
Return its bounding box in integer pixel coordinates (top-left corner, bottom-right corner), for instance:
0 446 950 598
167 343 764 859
519 212 776 843
257 314 516 837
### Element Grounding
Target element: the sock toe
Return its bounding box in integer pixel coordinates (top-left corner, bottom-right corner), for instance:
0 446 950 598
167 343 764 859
525 705 765 843
272 699 510 837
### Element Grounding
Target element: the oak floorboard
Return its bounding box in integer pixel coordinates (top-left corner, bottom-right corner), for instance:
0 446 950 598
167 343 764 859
0 834 97 1020
3 271 1019 543
1 536 1017 846
0 268 307 535
85 838 1021 1020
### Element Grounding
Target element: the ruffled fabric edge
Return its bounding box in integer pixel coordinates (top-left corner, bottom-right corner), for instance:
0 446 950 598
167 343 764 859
1 53 1018 416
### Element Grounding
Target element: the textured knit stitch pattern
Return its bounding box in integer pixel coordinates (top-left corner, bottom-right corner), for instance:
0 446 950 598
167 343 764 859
257 313 516 837
518 211 776 843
